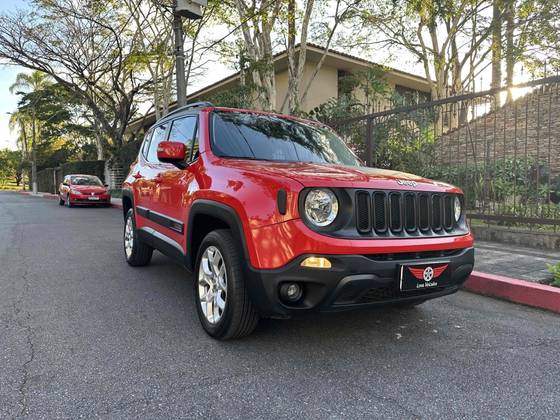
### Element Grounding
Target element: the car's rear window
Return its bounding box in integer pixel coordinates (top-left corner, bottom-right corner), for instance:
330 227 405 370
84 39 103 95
211 111 361 166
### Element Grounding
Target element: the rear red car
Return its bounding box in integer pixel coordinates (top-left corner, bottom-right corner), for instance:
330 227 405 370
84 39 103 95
121 102 474 339
58 174 111 207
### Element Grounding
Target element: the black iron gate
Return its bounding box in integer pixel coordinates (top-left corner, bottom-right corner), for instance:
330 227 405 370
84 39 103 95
330 76 560 230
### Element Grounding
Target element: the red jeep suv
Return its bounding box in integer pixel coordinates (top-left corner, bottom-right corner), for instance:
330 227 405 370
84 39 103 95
122 102 474 339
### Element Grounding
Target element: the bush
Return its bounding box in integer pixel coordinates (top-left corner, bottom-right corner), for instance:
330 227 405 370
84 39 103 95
548 262 560 287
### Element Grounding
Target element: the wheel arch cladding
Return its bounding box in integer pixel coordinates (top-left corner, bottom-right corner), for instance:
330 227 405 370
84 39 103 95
122 189 133 220
187 200 251 271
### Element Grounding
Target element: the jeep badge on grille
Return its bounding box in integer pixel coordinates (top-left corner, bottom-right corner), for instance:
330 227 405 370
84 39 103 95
396 179 417 187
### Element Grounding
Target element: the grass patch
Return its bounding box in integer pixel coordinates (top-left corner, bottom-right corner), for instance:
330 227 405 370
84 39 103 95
0 184 23 190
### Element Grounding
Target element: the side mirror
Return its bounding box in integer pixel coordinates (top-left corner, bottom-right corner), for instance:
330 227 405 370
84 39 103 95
157 141 187 168
104 184 109 188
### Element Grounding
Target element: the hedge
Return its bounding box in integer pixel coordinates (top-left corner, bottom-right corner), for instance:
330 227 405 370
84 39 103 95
37 160 106 193
60 160 106 182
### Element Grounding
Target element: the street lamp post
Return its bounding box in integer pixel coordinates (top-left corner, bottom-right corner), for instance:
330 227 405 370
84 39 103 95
173 0 207 108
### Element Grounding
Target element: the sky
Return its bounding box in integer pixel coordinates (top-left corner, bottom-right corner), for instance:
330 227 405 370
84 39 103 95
0 1 27 150
0 65 30 150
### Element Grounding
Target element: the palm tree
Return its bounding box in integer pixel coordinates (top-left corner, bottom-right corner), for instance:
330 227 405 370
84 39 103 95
9 71 53 96
8 110 30 189
9 71 53 193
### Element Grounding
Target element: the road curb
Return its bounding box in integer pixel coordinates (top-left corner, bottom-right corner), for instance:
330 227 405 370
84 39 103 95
464 271 560 314
18 190 123 209
18 191 58 200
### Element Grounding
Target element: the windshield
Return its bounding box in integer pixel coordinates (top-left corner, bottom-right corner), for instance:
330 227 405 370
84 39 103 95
211 111 362 167
71 176 103 186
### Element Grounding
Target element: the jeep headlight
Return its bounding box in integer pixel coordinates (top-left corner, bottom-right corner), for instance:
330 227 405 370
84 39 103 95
454 196 462 222
304 189 338 227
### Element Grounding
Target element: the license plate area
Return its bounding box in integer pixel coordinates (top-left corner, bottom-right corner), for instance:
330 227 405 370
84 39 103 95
88 196 100 201
399 261 451 292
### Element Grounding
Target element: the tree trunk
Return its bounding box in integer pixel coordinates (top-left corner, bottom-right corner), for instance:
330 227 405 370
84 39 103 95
491 0 503 107
505 0 515 103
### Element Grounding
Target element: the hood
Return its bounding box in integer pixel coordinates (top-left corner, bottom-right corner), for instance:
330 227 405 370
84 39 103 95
220 159 461 193
71 185 107 194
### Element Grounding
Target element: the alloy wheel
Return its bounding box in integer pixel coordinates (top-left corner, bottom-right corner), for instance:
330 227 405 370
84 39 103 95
198 246 227 324
124 216 134 259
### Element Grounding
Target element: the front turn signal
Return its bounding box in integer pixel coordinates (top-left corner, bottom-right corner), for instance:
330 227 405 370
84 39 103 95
300 256 331 269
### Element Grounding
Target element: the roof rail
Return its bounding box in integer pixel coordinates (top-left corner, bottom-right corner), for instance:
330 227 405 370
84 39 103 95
165 101 214 118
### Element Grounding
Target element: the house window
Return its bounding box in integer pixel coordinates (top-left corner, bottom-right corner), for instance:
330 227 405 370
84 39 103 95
337 70 355 99
394 84 431 106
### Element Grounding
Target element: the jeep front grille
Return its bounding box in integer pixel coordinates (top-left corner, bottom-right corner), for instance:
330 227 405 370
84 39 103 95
355 190 461 237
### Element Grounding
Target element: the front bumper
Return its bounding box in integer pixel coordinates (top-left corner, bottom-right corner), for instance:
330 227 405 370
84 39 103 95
244 247 474 318
70 194 111 204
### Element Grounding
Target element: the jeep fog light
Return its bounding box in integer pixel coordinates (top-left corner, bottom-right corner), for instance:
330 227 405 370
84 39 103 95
304 188 338 227
301 256 331 269
280 283 303 302
454 196 462 222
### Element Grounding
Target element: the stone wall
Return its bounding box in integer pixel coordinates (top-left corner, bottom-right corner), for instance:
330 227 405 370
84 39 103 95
472 225 560 250
438 84 560 175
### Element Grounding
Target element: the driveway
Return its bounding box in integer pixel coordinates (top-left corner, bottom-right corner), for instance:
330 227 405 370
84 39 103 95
1 191 559 419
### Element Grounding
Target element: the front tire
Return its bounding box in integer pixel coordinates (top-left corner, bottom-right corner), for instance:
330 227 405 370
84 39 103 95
65 194 73 208
124 208 153 266
194 229 259 340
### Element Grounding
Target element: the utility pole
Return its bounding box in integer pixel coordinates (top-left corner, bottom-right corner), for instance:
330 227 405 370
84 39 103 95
173 6 187 107
173 0 207 108
31 106 37 195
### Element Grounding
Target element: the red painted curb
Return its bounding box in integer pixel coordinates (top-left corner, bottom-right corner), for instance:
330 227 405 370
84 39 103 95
464 271 560 314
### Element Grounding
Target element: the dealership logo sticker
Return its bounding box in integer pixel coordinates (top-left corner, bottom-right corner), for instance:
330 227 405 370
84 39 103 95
408 264 449 282
396 179 417 187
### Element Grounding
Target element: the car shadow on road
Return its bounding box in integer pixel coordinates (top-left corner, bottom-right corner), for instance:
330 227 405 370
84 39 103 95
142 253 446 352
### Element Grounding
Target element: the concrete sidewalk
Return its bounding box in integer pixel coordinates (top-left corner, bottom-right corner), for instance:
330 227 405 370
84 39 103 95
475 240 559 284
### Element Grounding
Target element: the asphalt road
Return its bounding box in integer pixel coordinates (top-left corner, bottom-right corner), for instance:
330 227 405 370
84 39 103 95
1 191 559 419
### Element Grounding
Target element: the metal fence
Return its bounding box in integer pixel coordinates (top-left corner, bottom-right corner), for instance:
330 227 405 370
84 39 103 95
330 76 560 230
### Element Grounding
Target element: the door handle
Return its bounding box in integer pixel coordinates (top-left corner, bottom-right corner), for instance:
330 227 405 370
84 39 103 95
133 172 143 179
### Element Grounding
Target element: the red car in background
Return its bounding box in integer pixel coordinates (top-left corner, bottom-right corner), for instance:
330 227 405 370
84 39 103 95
58 174 111 207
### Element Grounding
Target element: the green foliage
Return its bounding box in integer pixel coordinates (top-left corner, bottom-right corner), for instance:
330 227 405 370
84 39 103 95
421 157 560 218
547 262 560 287
61 161 106 183
370 113 437 174
206 84 258 109
10 71 98 172
0 149 22 186
305 97 367 158
112 140 142 170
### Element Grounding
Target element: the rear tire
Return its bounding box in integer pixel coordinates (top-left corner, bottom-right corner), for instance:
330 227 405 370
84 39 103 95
194 229 259 340
124 208 153 266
